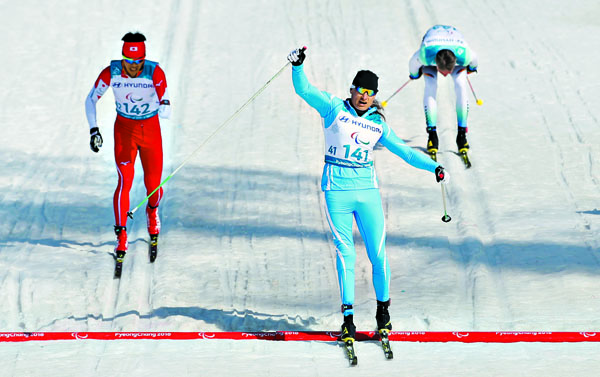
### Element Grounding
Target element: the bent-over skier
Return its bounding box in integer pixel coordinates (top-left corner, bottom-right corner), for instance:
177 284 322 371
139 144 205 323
408 25 479 165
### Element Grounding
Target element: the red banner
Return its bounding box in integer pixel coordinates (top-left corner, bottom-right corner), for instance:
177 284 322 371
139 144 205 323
1 331 599 343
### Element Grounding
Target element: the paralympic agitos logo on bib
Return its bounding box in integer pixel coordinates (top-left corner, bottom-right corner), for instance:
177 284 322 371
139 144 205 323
351 132 370 145
339 116 382 134
125 93 143 103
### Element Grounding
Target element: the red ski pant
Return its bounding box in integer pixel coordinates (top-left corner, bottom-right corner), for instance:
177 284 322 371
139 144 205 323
113 115 163 227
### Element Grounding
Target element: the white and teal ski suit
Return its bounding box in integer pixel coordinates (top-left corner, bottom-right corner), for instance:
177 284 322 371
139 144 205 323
292 64 440 315
409 25 479 131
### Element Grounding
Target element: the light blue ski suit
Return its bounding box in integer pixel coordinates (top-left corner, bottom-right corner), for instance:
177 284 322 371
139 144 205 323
292 64 440 315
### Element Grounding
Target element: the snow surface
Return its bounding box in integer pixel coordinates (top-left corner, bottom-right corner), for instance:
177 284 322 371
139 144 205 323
1 0 600 375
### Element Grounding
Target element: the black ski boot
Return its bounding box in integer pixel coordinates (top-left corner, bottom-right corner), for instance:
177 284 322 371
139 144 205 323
340 304 356 341
376 299 394 359
456 127 469 152
427 128 439 161
376 299 392 333
149 234 158 263
456 128 472 168
340 312 358 366
341 314 356 342
114 226 127 278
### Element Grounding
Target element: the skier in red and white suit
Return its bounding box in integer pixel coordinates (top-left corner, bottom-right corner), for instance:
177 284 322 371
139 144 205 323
85 32 171 256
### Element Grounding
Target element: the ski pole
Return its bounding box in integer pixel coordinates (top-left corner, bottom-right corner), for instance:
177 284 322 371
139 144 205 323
467 76 483 106
381 79 411 108
127 57 295 219
440 183 451 223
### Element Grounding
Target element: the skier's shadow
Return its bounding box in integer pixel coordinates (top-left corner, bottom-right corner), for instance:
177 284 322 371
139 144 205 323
578 209 600 215
107 237 148 261
143 306 318 332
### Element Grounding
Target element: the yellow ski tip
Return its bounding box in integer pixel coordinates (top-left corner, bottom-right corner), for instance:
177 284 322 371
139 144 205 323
476 99 483 106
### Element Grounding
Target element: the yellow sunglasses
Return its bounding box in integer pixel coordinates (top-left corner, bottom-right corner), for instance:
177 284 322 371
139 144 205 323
351 85 377 96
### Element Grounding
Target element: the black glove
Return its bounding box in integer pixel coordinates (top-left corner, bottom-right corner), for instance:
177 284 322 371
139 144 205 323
409 67 423 80
90 127 103 153
467 65 478 74
287 47 306 66
435 166 448 183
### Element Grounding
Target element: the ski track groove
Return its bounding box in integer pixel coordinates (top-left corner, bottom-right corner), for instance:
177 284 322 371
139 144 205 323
0 270 18 329
128 236 153 329
105 257 122 327
448 163 514 329
523 16 600 255
429 19 514 327
17 271 25 329
453 0 597 327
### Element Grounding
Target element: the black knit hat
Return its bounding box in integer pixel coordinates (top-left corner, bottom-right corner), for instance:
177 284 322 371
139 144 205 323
352 70 378 92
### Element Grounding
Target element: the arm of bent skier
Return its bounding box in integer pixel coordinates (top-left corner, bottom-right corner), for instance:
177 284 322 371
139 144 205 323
379 123 440 173
408 50 424 79
467 50 478 72
292 65 334 118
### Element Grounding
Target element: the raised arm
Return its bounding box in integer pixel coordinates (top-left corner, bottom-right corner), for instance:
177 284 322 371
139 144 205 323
288 48 335 118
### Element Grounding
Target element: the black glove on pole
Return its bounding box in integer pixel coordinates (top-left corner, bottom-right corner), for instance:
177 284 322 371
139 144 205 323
287 47 307 66
435 166 446 182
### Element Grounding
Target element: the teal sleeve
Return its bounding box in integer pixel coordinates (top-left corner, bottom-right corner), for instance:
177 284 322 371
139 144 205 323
292 65 334 118
379 122 440 173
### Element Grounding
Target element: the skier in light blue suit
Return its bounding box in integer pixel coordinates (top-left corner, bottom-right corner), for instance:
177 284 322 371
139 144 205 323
287 47 448 342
